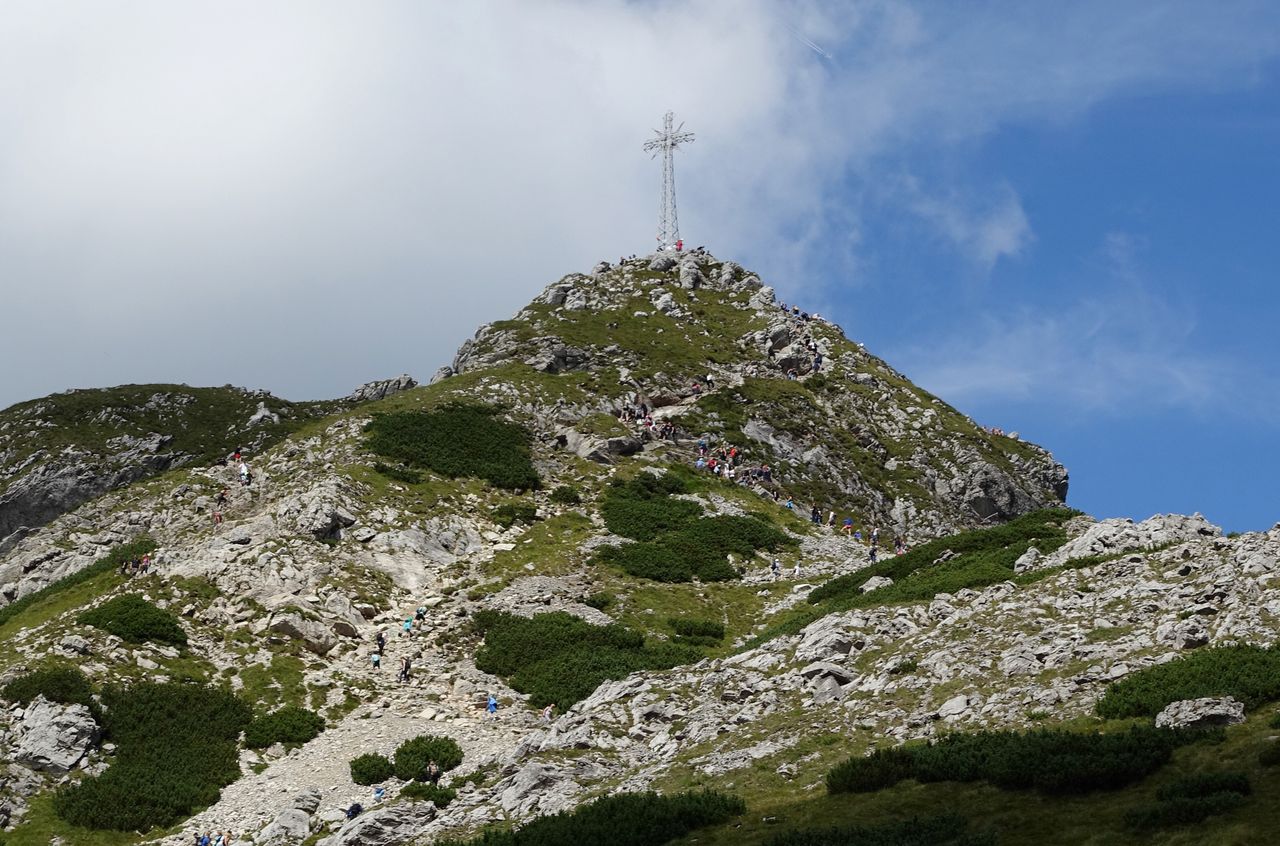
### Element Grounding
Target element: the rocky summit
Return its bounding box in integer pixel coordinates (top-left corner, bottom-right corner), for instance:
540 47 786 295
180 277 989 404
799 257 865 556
0 252 1276 846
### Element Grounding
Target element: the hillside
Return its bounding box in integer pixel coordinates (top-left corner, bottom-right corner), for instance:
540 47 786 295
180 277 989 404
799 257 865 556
0 252 1275 846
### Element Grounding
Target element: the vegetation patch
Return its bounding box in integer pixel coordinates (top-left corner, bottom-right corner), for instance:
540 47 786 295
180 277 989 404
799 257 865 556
827 726 1200 796
1096 645 1280 719
472 611 699 710
1125 772 1251 830
492 503 540 529
0 536 156 631
1 667 95 710
350 753 394 786
765 814 993 846
808 509 1077 608
393 734 464 781
78 594 187 647
596 473 791 583
363 403 540 490
669 616 725 647
373 461 423 485
53 681 251 832
243 706 325 749
549 485 582 505
437 789 744 846
399 782 457 807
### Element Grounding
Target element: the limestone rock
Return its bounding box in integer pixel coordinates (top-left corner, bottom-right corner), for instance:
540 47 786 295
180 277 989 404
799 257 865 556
316 802 435 846
12 697 99 773
1155 697 1245 730
256 808 311 845
270 612 338 656
346 375 417 404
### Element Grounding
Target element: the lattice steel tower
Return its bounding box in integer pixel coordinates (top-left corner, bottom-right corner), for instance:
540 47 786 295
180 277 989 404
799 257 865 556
643 111 694 250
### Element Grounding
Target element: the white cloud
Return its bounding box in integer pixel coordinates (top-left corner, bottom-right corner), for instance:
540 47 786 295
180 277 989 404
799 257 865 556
0 1 1277 406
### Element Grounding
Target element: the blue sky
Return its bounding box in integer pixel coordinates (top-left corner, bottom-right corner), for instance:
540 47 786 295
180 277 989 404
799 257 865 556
0 1 1276 531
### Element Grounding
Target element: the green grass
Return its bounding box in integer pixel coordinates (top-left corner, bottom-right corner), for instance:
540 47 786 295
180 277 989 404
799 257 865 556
236 653 309 709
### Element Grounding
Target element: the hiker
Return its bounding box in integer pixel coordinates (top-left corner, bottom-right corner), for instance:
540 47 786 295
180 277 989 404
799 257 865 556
426 760 442 785
216 488 229 507
402 617 413 637
770 559 781 579
691 382 702 396
827 510 836 526
415 606 427 623
542 703 554 723
793 562 801 577
487 694 498 718
842 518 853 536
376 631 386 653
199 833 211 846
705 372 715 390
894 536 905 555
784 497 795 510
212 509 223 526
371 651 381 670
810 506 821 525
871 527 881 548
399 656 412 683
345 803 363 820
213 833 225 846
373 785 386 803
868 546 878 563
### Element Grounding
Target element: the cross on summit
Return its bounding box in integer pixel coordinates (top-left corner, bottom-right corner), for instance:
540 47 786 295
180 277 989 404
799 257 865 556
643 111 694 251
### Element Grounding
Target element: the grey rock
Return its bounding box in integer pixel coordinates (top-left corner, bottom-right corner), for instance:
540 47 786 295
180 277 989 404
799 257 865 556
270 612 338 656
861 576 893 593
256 808 311 845
1155 697 1245 730
347 375 417 404
316 801 435 846
12 697 99 773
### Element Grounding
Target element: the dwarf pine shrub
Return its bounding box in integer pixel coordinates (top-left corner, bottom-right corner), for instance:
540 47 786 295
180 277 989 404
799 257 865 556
492 503 539 529
473 611 699 709
349 753 394 786
1 667 95 709
436 790 744 846
827 726 1197 796
243 706 325 749
668 617 725 640
549 485 582 505
363 404 540 490
1096 645 1280 718
596 475 791 583
393 734 464 781
53 681 251 831
399 781 457 806
78 594 187 647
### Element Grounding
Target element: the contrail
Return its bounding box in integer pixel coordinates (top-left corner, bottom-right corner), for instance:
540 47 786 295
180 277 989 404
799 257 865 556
784 24 834 60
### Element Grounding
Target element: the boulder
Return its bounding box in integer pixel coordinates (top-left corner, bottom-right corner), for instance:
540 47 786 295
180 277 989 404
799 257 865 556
12 697 100 773
648 254 678 272
936 694 973 720
316 802 435 846
1155 697 1245 730
270 612 338 656
861 576 893 593
256 808 311 845
347 374 417 404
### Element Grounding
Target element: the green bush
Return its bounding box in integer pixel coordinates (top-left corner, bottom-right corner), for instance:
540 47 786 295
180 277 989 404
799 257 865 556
1 667 95 709
808 509 1076 608
473 611 699 710
1125 793 1248 829
436 790 744 846
668 617 724 640
393 734 464 781
549 485 582 505
765 815 993 846
78 594 187 647
827 726 1198 796
600 473 698 541
1260 743 1280 767
349 753 394 786
373 461 423 485
243 706 325 749
1156 771 1250 801
1269 711 1280 729
53 681 251 832
399 781 457 806
582 591 613 610
1096 645 1280 719
492 503 540 529
363 404 540 490
0 536 157 630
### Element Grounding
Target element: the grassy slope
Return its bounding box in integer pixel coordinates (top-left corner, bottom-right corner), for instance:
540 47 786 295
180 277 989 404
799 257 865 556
667 707 1280 846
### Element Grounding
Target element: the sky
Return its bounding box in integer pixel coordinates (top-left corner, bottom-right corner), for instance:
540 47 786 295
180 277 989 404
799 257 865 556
1 1 1277 531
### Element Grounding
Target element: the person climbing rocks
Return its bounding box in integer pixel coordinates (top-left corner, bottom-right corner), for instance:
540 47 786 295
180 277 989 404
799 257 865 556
542 704 554 723
868 545 878 563
415 606 427 623
810 506 822 525
373 785 386 803
376 631 386 653
487 694 499 718
770 559 781 579
371 651 381 670
842 518 853 536
216 488 229 507
398 656 412 683
345 803 362 820
402 617 413 637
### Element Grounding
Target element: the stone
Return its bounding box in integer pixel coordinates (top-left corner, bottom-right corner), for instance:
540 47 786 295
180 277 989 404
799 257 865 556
861 576 893 593
1155 697 1245 730
12 697 99 773
347 374 417 403
1013 547 1041 573
290 787 325 814
936 694 972 720
316 802 435 846
270 612 338 656
256 807 311 845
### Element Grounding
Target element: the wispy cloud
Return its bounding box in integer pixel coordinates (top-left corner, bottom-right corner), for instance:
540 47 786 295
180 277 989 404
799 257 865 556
892 231 1269 418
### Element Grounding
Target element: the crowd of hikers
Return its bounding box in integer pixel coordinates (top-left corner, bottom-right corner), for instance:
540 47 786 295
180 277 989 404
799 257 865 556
190 832 236 846
118 551 153 577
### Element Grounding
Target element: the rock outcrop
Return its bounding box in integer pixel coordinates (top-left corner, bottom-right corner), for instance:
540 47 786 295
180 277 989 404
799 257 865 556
11 697 99 773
